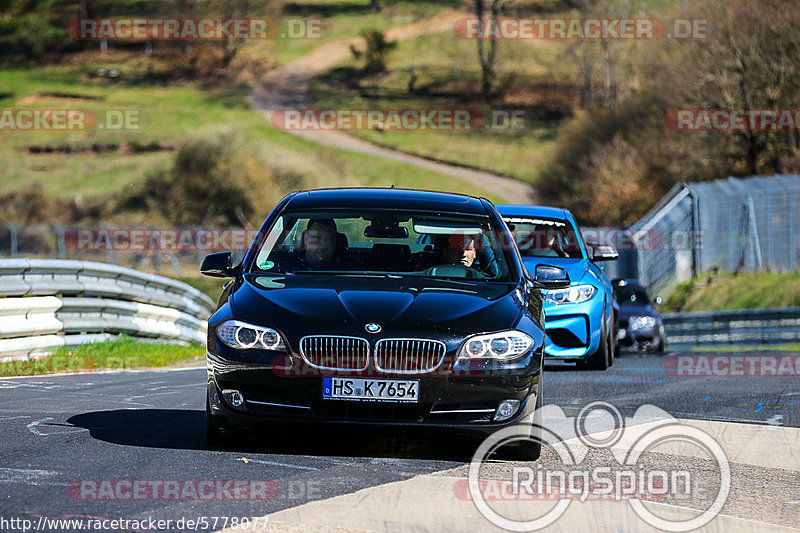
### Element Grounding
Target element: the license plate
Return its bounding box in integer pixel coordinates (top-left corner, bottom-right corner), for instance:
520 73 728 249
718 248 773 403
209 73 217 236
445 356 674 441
322 377 419 402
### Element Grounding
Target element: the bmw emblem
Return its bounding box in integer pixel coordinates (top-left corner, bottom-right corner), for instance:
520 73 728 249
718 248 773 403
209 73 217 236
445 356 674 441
365 323 382 334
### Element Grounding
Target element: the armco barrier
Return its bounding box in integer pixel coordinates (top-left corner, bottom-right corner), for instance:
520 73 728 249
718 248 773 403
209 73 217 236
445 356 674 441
662 307 800 346
0 259 216 359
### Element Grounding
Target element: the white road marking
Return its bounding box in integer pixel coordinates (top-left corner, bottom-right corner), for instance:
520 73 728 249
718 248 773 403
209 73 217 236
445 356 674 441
27 417 88 436
0 467 61 486
768 414 784 426
640 499 800 531
237 458 320 471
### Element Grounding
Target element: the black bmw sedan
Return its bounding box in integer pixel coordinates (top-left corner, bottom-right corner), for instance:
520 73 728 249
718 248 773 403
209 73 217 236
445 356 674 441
200 188 569 458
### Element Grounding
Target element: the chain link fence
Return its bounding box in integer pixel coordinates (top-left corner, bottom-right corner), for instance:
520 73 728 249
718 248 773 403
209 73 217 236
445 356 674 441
600 174 800 297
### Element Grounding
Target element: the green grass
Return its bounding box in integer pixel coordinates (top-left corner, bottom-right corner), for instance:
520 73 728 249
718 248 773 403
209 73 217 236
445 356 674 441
662 271 800 313
247 0 460 65
0 65 502 207
307 29 566 184
0 336 203 377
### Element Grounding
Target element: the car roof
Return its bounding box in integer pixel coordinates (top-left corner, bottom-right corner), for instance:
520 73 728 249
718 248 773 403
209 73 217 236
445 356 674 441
285 188 490 215
496 204 570 219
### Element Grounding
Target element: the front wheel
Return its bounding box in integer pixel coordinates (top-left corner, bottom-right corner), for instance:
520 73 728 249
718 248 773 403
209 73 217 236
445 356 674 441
206 397 233 448
504 382 543 461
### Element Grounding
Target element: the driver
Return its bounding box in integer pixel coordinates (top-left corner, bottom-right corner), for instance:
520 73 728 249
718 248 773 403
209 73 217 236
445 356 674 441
442 234 478 267
289 218 343 270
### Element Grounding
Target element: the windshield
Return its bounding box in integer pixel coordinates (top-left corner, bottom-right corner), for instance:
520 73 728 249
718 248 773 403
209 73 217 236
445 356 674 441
615 285 651 305
250 210 513 281
503 216 584 259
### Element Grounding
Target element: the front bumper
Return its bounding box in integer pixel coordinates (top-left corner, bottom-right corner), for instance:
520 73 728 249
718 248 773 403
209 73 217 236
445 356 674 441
617 323 664 348
206 351 541 435
542 298 603 359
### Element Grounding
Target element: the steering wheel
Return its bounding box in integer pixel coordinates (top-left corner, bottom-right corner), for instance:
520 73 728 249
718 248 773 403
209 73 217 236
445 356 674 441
425 264 487 279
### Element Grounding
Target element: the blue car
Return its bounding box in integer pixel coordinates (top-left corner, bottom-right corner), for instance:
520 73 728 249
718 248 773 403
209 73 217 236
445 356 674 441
498 205 618 369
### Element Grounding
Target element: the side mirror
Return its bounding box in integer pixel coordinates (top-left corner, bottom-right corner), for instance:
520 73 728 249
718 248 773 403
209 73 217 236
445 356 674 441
201 252 237 278
534 264 571 289
588 243 619 262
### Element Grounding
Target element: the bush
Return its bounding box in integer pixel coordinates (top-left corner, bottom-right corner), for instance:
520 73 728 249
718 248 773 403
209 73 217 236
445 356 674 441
351 29 397 75
122 128 353 226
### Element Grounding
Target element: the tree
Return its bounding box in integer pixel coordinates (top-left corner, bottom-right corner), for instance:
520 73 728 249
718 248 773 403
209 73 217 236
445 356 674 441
473 0 510 102
351 29 396 74
647 0 800 176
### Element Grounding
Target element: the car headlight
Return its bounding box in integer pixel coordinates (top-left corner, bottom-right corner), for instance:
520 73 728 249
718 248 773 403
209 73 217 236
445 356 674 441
544 284 595 304
458 330 533 361
216 320 286 351
631 316 656 331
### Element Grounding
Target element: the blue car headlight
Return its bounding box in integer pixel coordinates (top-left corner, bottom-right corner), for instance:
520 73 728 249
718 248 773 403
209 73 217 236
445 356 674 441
458 330 533 362
544 284 595 304
216 320 286 351
631 316 657 331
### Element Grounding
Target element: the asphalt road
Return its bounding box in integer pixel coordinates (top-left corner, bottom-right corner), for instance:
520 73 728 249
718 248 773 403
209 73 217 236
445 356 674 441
0 349 798 532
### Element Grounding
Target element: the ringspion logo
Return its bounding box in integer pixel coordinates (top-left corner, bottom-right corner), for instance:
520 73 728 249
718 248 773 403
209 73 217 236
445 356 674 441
467 403 730 531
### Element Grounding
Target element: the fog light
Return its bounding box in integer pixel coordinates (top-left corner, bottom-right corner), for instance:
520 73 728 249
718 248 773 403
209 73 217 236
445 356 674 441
494 399 521 421
222 389 246 411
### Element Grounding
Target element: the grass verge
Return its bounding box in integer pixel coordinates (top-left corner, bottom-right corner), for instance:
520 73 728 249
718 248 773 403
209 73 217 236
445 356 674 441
0 65 502 208
307 30 565 185
662 271 800 313
0 336 203 377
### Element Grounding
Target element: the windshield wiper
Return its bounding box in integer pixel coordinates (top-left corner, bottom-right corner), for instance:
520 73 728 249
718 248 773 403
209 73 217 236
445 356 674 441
287 271 401 278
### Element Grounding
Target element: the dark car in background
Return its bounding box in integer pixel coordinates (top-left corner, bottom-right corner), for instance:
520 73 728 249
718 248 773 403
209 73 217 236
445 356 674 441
200 188 572 459
613 279 665 352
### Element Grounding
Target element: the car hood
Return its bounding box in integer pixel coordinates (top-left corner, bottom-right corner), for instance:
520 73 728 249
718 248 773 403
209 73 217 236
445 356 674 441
520 257 589 285
231 274 524 336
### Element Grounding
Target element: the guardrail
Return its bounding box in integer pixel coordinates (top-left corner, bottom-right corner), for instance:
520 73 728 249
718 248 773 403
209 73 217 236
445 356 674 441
662 307 800 346
0 259 216 359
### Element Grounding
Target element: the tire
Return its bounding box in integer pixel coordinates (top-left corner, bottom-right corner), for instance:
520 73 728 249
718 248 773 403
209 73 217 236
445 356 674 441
608 324 615 367
654 335 665 353
585 319 610 371
505 381 543 461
